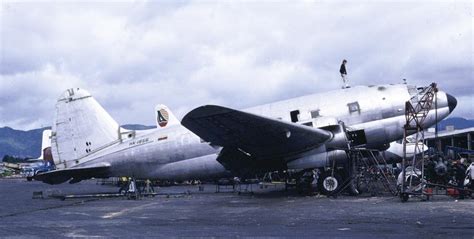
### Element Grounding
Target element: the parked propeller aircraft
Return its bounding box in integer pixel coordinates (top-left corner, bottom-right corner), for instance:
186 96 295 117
3 130 54 180
383 137 429 164
35 83 457 193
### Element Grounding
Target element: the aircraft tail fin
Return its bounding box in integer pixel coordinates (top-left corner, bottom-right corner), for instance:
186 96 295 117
51 88 120 169
38 129 52 160
155 104 180 128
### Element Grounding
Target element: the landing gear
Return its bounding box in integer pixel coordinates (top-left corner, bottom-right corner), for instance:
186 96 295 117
318 170 342 195
322 176 339 192
317 162 363 196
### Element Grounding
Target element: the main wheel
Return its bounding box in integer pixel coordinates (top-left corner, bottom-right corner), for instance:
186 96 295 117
318 171 342 195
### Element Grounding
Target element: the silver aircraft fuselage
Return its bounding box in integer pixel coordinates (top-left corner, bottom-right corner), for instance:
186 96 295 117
50 84 457 181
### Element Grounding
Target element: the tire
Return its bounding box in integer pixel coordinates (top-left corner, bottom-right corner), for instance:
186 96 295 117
318 171 342 195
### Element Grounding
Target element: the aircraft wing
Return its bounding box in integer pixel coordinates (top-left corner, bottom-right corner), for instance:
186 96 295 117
182 105 331 160
34 163 110 185
3 162 22 171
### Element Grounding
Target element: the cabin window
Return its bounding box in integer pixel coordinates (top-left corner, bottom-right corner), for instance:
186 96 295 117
290 110 300 123
310 110 320 118
347 102 360 114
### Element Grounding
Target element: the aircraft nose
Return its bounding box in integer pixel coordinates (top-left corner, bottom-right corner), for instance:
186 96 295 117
446 93 457 113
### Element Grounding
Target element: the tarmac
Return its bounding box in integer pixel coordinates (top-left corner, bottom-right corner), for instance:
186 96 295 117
0 178 473 238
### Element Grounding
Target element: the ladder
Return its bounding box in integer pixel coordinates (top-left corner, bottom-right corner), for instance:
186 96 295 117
348 148 398 196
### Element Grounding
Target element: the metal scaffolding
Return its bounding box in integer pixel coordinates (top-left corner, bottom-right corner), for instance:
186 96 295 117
400 83 438 202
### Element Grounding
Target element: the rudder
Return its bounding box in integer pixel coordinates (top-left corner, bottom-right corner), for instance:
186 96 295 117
39 129 52 160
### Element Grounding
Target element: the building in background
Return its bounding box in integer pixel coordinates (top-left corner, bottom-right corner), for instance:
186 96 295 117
425 126 474 160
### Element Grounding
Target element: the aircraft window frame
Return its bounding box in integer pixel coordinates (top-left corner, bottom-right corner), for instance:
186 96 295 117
347 102 360 114
310 109 320 118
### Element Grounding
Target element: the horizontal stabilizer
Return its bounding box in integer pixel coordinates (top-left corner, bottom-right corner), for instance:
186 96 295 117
34 164 110 185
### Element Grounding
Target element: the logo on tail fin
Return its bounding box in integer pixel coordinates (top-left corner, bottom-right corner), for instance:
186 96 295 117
157 109 169 127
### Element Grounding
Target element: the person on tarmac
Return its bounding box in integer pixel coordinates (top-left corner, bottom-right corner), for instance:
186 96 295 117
454 159 466 199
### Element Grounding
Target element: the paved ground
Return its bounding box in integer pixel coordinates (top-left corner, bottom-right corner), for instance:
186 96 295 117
0 178 473 238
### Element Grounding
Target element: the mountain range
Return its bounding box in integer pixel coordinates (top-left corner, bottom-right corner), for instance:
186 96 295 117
0 124 156 160
1 118 473 160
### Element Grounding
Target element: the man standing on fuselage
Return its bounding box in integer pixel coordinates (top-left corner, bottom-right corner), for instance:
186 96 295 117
340 59 349 88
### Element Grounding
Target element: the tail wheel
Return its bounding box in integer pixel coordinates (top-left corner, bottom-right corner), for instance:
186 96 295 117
318 171 342 195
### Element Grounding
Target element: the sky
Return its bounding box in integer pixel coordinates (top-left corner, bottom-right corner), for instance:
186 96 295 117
0 0 472 130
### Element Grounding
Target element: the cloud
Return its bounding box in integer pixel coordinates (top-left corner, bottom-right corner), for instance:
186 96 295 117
0 64 83 129
0 1 472 130
454 95 474 119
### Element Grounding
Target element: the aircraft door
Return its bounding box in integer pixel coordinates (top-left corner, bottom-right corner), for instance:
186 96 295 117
346 129 367 147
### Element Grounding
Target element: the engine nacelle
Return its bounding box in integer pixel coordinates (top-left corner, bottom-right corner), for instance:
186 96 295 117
287 148 348 170
322 125 350 150
308 117 349 150
286 118 352 170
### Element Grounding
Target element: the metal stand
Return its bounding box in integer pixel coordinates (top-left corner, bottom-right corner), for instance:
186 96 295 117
329 148 397 197
215 178 238 193
400 83 437 202
324 120 398 197
117 178 157 199
140 179 155 194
